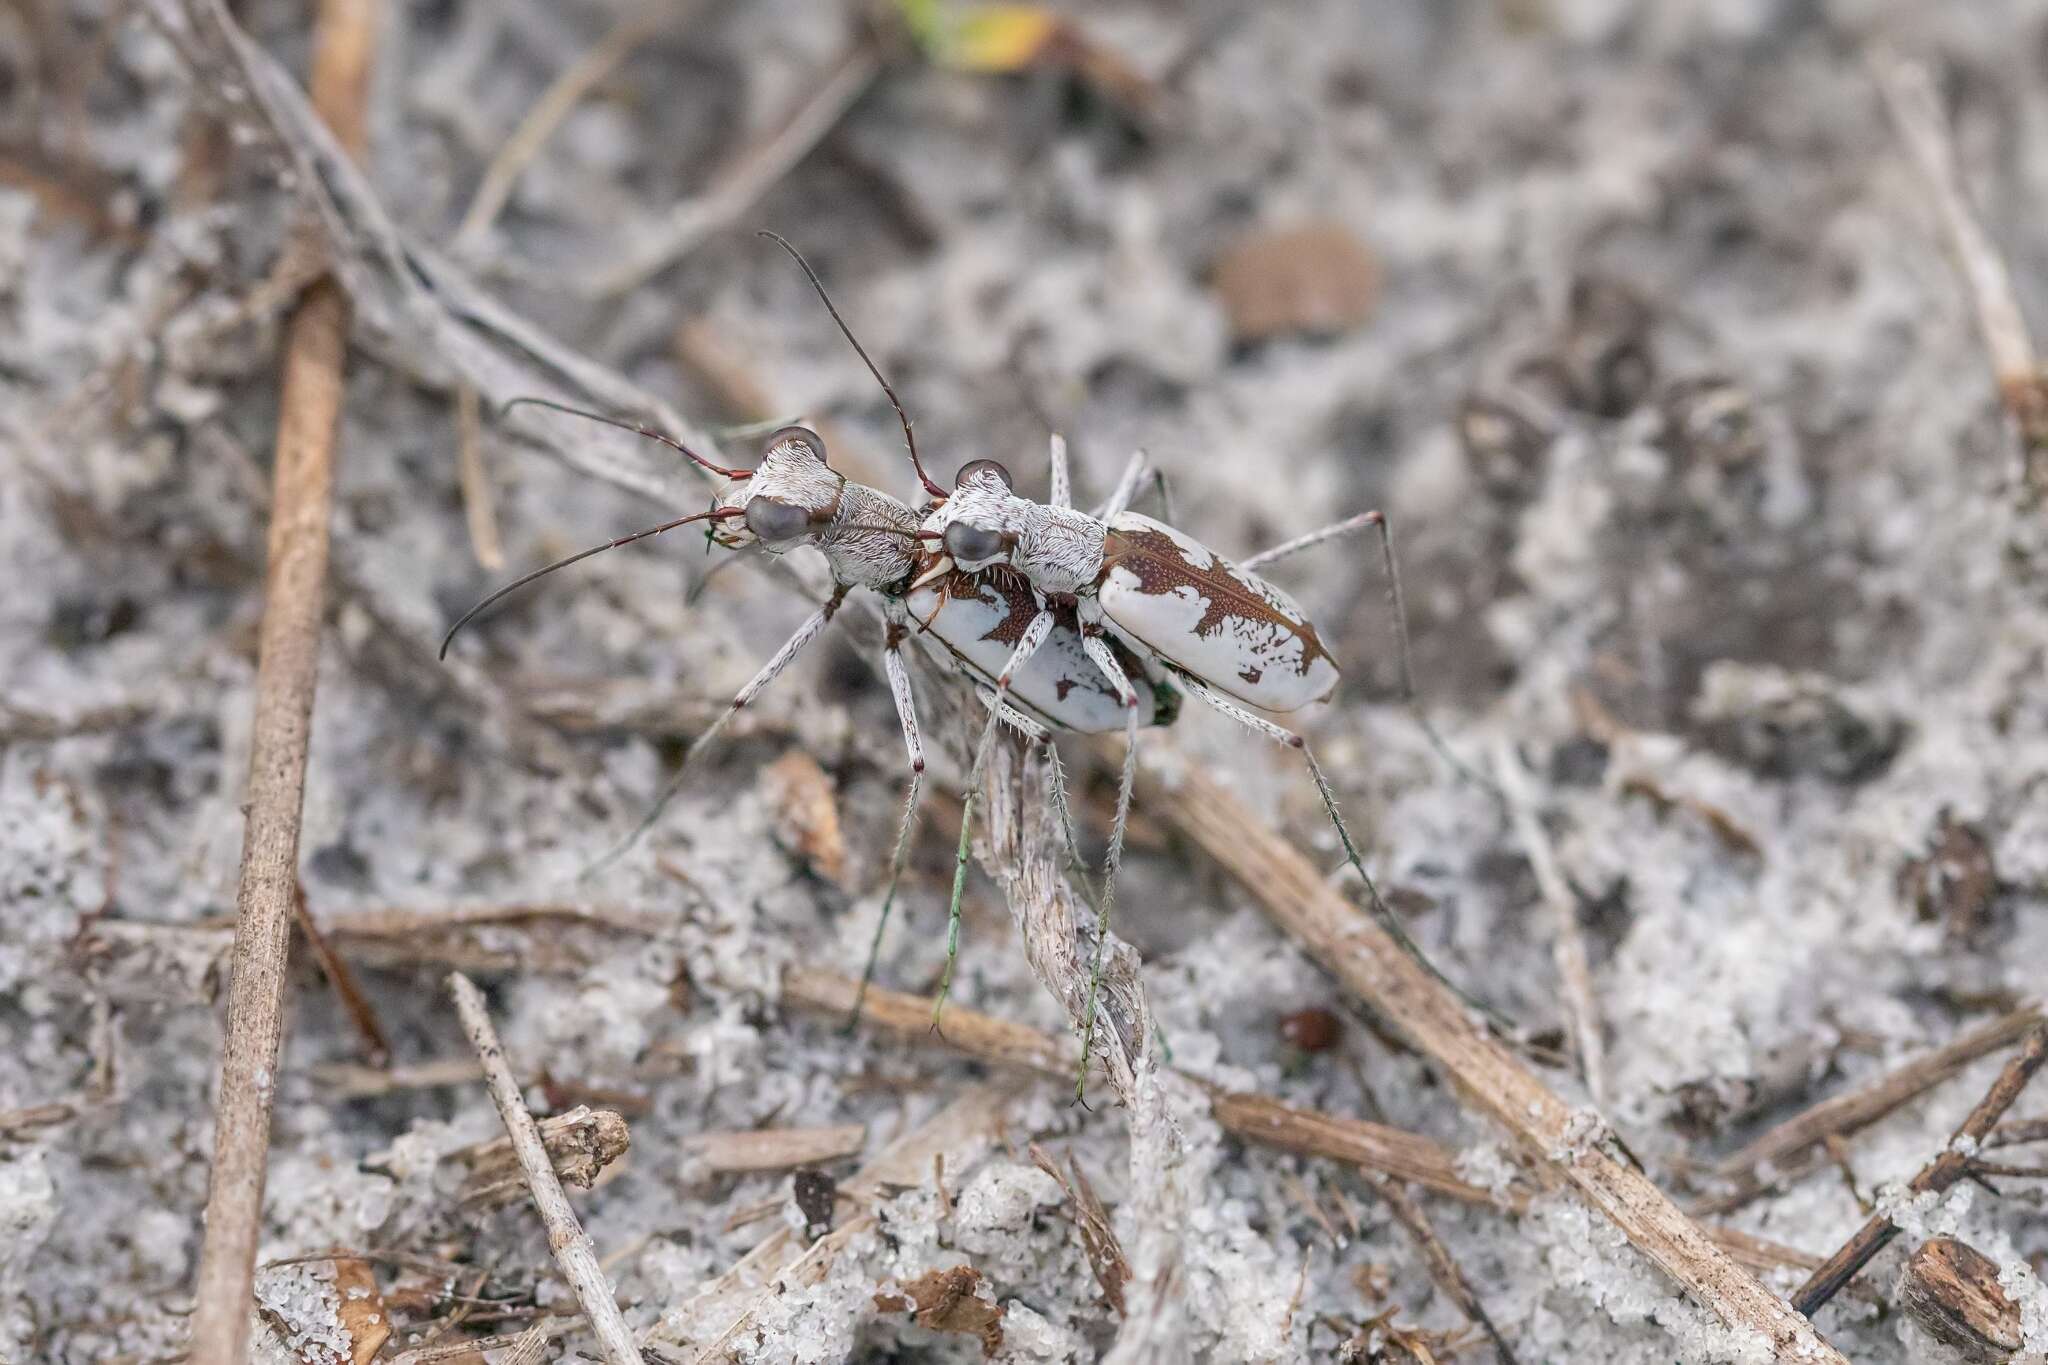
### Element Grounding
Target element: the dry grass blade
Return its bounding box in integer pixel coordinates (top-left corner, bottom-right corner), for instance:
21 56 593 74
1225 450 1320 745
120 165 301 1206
1791 1024 2048 1316
451 0 688 252
1872 47 2048 501
684 1123 867 1175
1493 738 1605 1107
1141 759 1848 1363
447 973 646 1365
584 41 883 298
186 1 374 1359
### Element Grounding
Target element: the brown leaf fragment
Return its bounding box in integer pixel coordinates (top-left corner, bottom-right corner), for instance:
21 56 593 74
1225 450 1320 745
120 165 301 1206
1212 221 1379 342
1899 1237 2023 1363
330 1257 390 1365
873 1265 1006 1356
1899 810 1998 942
761 750 849 885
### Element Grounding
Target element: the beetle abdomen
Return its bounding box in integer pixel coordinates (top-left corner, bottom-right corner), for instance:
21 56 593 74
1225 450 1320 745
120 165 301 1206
1098 513 1339 712
907 569 1134 734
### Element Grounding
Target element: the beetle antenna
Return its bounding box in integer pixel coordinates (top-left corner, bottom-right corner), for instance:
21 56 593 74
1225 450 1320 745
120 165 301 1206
503 396 752 481
440 507 745 657
758 230 946 501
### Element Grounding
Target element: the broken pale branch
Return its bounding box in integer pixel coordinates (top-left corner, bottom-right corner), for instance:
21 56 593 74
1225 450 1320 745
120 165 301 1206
447 972 645 1365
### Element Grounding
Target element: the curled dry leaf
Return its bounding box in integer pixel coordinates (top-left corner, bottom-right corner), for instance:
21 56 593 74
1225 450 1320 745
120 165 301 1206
1212 221 1379 342
761 750 848 886
1029 1143 1129 1316
454 1106 631 1207
872 1265 1006 1357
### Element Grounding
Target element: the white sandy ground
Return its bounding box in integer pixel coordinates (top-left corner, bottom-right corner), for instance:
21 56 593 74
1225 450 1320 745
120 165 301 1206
8 0 2048 1360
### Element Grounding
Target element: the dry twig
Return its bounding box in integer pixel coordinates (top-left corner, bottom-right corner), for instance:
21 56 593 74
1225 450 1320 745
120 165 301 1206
447 972 646 1365
187 1 374 1358
1366 1177 1519 1365
1791 1024 2048 1316
1141 760 1848 1363
1714 1004 2043 1184
1873 48 2048 501
1493 738 1606 1107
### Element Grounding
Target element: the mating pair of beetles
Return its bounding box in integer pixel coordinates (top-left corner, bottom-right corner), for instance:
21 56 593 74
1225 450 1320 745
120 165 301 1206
443 236 1445 1083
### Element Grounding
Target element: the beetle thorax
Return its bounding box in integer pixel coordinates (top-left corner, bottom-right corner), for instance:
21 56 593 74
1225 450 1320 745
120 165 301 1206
1010 502 1107 597
824 483 920 588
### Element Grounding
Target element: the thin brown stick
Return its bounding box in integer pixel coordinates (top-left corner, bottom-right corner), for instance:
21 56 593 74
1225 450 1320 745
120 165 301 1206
1988 1116 2048 1148
187 1 373 1358
454 382 506 569
1791 1024 2048 1316
1873 48 2048 500
1715 1004 2043 1182
450 0 683 252
1367 1177 1519 1365
585 41 882 298
783 965 1522 1209
1141 760 1847 1363
291 882 390 1066
447 972 646 1365
1493 738 1605 1106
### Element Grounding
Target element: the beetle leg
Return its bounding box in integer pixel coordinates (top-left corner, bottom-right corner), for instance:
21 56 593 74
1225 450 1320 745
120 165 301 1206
1240 508 1493 795
1092 449 1149 520
582 585 850 879
849 627 928 1030
1168 673 1513 1033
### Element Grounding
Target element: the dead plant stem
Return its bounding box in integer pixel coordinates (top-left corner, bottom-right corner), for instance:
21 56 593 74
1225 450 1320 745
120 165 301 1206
186 1 373 1358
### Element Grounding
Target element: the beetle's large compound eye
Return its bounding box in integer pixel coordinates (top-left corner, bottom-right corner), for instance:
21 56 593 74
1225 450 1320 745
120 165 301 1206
944 521 1007 565
764 425 828 464
745 496 813 545
954 458 1013 490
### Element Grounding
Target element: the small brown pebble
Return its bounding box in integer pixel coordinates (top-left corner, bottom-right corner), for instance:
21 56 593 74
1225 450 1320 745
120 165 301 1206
1899 810 1998 942
1279 1007 1343 1053
1212 221 1379 342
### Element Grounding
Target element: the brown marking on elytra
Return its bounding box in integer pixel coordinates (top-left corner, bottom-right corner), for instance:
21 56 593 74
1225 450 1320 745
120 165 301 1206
1102 527 1336 677
1239 665 1263 684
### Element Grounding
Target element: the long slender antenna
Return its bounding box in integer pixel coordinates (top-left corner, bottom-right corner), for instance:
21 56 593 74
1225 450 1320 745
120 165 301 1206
440 507 745 657
757 230 946 501
503 396 752 481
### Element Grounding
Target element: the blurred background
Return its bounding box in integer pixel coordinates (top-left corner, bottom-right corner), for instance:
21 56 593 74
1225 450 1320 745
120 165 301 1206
8 2 2048 1361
